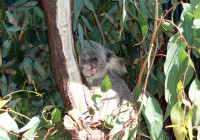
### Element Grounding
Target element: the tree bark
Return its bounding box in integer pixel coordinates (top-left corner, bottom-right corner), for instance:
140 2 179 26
41 0 105 139
41 0 88 112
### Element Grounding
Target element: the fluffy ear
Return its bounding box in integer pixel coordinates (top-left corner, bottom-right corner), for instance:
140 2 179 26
106 50 127 75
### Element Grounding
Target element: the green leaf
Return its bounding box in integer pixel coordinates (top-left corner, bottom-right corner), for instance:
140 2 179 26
78 23 84 51
73 0 84 31
81 16 93 32
0 99 8 109
181 12 194 46
0 112 18 140
119 0 126 39
192 99 200 126
101 13 118 28
135 10 148 44
33 60 46 79
191 0 200 11
185 110 193 140
18 115 40 133
33 7 44 18
142 97 163 140
162 21 174 32
24 62 33 83
164 34 180 114
133 85 141 100
12 0 28 6
2 23 13 39
192 19 200 29
44 105 54 111
178 47 194 87
23 121 48 139
170 102 185 140
0 75 8 97
101 75 112 92
194 4 200 19
91 94 102 109
15 1 38 12
189 79 200 103
2 40 12 58
8 26 21 32
52 108 61 122
83 0 94 11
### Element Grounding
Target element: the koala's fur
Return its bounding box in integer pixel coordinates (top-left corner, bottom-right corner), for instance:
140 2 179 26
79 40 137 125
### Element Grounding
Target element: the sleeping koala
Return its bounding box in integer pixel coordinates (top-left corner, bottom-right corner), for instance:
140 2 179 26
79 40 137 127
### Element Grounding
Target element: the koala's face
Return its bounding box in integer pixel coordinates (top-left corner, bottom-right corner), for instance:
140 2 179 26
79 47 108 80
79 40 127 83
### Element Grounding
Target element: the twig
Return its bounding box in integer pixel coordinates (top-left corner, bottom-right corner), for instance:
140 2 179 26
92 11 106 47
137 1 182 86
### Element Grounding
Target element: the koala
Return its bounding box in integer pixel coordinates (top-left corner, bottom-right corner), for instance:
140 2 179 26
79 40 137 124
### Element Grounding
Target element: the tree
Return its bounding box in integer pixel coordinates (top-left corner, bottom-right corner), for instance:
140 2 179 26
1 0 200 139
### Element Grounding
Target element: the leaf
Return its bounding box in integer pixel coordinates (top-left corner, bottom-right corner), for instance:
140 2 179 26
2 23 13 39
164 34 180 119
191 0 200 11
19 115 40 133
73 0 84 31
5 10 18 26
178 47 194 87
170 102 185 140
185 110 193 140
135 10 148 44
0 99 8 109
91 94 102 107
181 12 194 46
119 0 126 39
15 1 38 12
2 40 12 58
101 75 112 92
78 24 84 50
192 19 200 29
0 75 8 97
133 84 141 100
101 13 118 28
33 7 44 18
81 16 93 32
8 25 21 32
24 63 33 84
194 4 200 19
52 108 61 122
142 97 163 140
162 21 174 32
189 79 200 103
192 99 200 126
12 0 28 6
0 58 16 69
22 121 48 139
0 112 18 140
33 60 46 79
83 0 94 11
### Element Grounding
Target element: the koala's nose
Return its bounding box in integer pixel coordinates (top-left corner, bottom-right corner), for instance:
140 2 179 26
90 64 97 70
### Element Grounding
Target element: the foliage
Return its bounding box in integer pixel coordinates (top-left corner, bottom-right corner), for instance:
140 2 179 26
0 0 200 139
0 0 69 139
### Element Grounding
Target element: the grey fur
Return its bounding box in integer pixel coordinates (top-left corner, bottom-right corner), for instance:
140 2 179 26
79 40 137 122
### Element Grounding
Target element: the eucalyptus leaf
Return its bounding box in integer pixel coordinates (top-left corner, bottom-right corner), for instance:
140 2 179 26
101 75 112 92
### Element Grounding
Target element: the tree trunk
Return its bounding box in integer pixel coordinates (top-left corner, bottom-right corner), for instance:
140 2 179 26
41 0 105 139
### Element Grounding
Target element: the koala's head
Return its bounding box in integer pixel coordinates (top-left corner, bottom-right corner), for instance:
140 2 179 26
79 40 127 83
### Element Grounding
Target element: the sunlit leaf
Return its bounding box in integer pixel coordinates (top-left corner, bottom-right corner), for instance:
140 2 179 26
52 108 61 122
0 112 18 140
170 102 185 140
101 75 112 92
142 97 163 140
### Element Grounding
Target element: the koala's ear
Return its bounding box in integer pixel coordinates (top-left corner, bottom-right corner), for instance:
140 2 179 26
106 50 127 75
